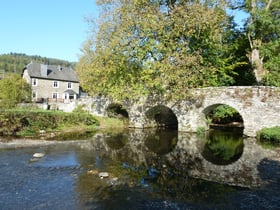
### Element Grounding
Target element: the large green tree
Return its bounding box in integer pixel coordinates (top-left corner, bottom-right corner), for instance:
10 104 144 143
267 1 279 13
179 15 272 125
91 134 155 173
232 0 280 85
0 74 31 109
77 0 239 100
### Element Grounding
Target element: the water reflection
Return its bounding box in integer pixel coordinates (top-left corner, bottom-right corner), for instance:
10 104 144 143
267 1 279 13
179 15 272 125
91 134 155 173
201 129 244 165
144 129 178 155
0 129 279 209
104 132 129 150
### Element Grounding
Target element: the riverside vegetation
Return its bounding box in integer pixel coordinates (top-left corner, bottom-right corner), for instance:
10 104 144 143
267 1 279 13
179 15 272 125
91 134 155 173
0 108 126 140
1 105 279 148
257 126 280 147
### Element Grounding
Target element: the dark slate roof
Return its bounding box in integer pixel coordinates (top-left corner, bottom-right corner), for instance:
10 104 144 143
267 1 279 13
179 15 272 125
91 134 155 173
24 62 79 83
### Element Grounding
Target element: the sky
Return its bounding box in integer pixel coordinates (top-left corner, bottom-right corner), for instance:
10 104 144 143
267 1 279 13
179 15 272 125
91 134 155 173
0 1 249 63
0 0 98 62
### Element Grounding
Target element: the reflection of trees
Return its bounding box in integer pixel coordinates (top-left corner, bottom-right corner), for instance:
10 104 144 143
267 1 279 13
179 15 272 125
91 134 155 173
202 129 244 165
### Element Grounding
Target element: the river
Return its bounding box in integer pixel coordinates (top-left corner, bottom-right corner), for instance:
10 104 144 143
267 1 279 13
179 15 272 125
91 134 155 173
0 129 279 210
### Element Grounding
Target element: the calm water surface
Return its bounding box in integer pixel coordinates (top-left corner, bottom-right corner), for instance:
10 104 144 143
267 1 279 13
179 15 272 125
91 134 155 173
0 129 279 210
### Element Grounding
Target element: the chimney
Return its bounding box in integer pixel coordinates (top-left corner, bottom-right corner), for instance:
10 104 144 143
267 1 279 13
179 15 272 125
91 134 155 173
40 64 48 77
57 65 62 71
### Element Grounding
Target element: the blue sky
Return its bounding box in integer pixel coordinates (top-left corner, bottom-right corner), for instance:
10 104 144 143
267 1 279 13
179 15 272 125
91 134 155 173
0 0 98 62
0 1 248 63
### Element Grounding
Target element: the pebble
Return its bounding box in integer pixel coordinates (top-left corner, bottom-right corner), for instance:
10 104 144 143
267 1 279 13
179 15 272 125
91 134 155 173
98 172 109 178
33 153 45 158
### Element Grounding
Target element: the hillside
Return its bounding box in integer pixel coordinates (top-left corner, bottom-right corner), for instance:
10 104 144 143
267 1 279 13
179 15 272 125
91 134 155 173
0 53 76 74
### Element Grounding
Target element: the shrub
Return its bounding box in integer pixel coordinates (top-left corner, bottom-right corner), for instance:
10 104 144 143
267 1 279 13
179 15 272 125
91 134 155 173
0 109 99 137
257 126 280 146
210 105 242 124
196 126 206 136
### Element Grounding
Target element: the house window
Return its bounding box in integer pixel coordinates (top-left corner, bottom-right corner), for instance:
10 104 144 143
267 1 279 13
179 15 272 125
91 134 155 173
32 91 37 99
67 82 72 89
32 78 37 86
52 92 58 99
53 81 59 88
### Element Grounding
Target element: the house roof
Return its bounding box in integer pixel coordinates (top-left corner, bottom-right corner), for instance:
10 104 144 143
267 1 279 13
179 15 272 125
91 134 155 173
23 62 79 83
64 89 78 95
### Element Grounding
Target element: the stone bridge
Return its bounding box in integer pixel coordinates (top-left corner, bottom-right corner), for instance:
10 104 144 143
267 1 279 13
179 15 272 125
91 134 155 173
81 86 280 137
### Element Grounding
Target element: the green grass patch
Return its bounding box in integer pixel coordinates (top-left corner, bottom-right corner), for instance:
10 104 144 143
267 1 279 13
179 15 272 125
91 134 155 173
257 126 280 147
94 116 128 129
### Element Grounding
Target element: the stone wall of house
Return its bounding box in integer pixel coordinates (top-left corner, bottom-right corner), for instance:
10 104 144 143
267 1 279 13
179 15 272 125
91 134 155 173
31 79 79 102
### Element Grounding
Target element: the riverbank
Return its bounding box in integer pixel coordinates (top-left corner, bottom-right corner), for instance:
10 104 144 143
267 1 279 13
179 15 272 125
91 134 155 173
0 139 71 149
0 114 127 149
0 107 128 141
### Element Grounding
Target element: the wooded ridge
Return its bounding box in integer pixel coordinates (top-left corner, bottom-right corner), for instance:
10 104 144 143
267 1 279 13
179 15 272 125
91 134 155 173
0 53 75 74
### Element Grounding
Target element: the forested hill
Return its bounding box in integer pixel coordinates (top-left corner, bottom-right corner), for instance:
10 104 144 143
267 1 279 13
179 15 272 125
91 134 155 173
0 53 76 74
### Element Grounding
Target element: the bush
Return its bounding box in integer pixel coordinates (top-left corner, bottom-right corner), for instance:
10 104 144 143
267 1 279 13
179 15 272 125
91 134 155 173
209 105 242 124
257 126 280 146
0 109 99 137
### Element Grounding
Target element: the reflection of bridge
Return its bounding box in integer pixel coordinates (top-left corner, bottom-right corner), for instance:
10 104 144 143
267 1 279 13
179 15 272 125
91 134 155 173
88 130 278 188
84 86 280 137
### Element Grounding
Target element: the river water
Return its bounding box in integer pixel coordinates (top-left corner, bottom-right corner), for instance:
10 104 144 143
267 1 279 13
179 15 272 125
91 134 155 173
0 129 279 210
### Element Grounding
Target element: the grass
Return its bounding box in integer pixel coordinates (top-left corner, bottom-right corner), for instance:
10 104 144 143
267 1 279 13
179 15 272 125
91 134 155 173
94 116 128 130
0 108 98 138
257 126 280 147
0 107 130 140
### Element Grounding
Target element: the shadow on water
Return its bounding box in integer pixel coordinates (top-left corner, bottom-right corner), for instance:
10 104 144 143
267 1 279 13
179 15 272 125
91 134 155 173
225 158 280 209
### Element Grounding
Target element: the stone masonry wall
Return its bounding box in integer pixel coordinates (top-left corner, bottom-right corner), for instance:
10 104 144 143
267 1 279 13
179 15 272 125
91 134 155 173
127 86 280 137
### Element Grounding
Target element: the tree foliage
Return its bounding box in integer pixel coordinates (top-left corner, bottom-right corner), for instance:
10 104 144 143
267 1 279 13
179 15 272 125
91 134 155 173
77 0 280 101
231 0 280 85
0 74 31 109
77 0 241 100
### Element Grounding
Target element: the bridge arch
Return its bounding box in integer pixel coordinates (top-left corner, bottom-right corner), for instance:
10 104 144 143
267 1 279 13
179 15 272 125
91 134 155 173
202 103 244 130
144 105 178 129
106 103 129 119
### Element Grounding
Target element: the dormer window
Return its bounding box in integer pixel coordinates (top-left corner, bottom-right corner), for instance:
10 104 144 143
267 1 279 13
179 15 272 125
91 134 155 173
53 81 59 88
67 82 72 89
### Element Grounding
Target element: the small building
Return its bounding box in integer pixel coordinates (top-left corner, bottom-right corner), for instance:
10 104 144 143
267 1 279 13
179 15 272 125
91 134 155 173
22 62 79 103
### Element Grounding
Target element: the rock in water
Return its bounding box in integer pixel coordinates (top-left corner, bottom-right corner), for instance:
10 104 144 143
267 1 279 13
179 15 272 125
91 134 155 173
33 153 45 158
98 172 109 178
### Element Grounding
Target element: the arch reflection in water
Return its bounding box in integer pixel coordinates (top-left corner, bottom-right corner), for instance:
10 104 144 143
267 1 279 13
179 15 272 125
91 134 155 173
201 129 244 165
144 129 178 155
104 132 129 150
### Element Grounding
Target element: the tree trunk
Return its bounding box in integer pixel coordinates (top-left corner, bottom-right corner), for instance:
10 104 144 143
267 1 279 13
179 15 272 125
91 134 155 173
249 48 267 84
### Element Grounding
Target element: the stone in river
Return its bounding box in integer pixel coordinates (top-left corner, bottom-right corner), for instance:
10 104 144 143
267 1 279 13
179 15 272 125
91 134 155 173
98 172 109 178
33 153 45 158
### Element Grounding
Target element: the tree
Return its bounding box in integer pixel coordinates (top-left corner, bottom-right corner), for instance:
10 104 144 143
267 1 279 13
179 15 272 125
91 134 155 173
232 0 280 85
0 74 31 109
77 0 239 100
